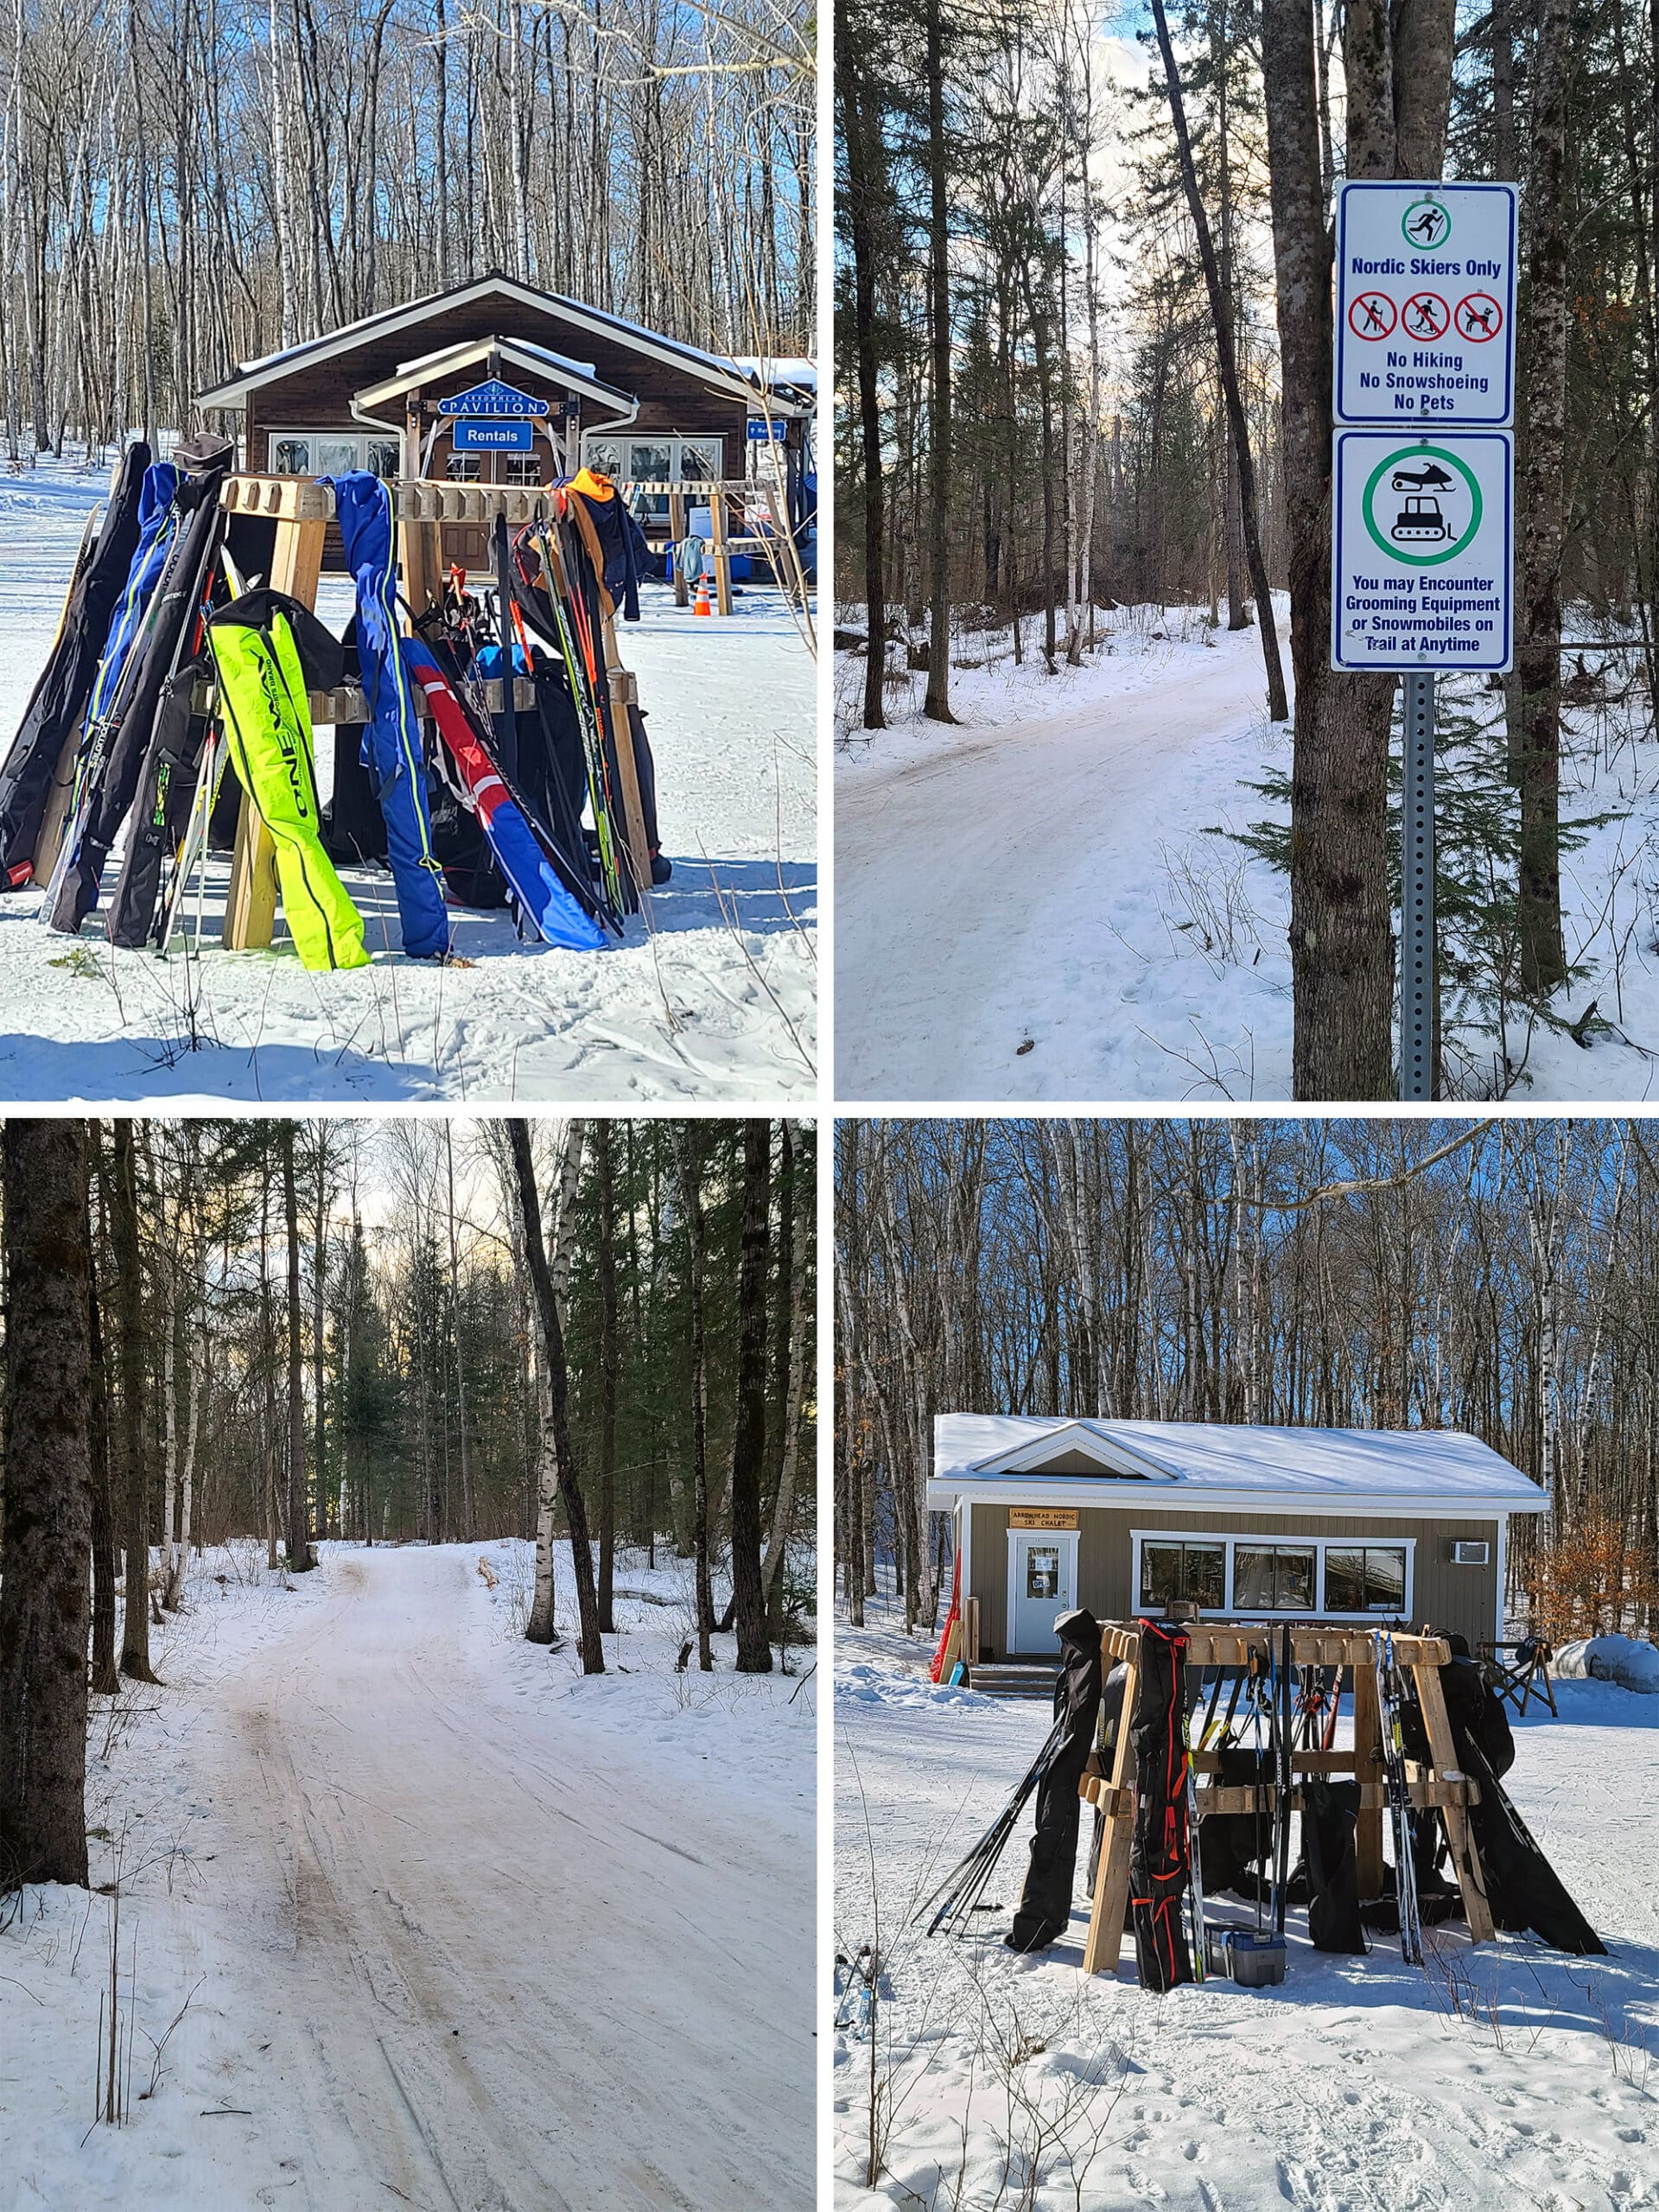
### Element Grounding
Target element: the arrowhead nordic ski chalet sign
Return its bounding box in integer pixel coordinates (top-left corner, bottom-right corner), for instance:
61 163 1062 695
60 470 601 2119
1331 181 1517 673
1333 181 1517 427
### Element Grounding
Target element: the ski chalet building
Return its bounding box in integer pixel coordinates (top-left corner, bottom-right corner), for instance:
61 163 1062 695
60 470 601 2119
195 271 814 569
931 1416 1548 1675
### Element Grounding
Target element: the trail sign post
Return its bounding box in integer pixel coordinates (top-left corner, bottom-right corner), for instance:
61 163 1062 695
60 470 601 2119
1330 181 1519 1102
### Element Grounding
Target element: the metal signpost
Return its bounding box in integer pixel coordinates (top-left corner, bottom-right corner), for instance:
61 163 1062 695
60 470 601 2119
1331 180 1518 1099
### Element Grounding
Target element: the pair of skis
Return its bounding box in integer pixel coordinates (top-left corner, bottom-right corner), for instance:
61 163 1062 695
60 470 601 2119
510 509 636 917
1373 1628 1425 1965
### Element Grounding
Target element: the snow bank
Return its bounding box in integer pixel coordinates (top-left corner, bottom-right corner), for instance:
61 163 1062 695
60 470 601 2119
1554 1631 1659 1693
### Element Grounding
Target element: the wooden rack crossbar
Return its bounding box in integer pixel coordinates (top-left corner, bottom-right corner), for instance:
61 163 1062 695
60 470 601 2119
1079 1618 1494 1978
190 677 538 722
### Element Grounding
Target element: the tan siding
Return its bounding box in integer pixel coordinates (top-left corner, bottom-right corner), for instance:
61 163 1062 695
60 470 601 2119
968 1498 1500 1657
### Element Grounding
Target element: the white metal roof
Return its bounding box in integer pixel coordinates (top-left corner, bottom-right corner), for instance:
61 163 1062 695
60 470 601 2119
196 273 811 416
931 1414 1547 1514
350 336 637 423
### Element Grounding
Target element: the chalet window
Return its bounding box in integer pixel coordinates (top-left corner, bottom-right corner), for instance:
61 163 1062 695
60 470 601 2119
1140 1539 1224 1611
1132 1531 1416 1618
503 454 542 488
446 452 482 482
1325 1547 1408 1613
581 435 723 487
1233 1543 1315 1611
269 429 402 480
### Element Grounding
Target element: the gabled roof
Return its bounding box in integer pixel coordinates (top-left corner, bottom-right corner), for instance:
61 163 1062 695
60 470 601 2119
932 1414 1548 1512
196 272 810 416
350 336 637 427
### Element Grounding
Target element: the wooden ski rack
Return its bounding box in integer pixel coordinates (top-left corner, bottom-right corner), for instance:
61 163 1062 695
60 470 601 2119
202 473 653 950
621 476 795 615
1079 1620 1495 1979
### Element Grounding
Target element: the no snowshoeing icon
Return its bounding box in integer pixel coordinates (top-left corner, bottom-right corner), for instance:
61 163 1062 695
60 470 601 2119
1363 442 1483 566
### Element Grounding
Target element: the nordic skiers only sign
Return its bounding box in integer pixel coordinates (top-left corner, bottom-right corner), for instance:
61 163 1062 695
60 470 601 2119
1332 431 1512 671
1331 181 1517 672
1334 181 1517 427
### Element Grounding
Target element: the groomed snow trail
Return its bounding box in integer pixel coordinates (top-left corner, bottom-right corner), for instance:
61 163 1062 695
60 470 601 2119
835 630 1283 1101
159 1547 810 2211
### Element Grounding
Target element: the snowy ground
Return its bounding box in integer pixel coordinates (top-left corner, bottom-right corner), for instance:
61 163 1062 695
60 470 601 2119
0 1537 816 2210
0 461 816 1104
835 602 1659 1102
834 1595 1659 2212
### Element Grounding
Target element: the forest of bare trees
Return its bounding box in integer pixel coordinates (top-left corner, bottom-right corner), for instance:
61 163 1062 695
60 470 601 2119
835 1116 1659 1643
836 0 1659 1096
1 0 814 454
1 1112 814 1885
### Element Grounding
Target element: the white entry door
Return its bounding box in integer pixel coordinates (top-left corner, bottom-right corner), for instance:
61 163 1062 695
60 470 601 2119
1007 1529 1079 1656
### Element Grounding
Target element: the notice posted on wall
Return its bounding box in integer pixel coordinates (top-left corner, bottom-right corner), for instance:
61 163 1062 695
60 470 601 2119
1331 430 1513 672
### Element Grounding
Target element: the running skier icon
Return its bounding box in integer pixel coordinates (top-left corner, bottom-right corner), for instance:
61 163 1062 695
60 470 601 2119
1455 292 1503 341
1402 199 1452 249
1348 291 1397 340
1402 291 1450 341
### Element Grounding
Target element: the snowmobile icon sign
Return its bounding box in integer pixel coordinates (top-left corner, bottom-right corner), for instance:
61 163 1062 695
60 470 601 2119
1332 431 1512 672
1334 181 1516 426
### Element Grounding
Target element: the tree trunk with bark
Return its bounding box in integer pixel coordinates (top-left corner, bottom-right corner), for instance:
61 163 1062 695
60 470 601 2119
1261 0 1456 1098
508 1121 605 1675
728 1122 773 1673
281 1123 315 1574
1515 0 1573 996
526 1121 587 1645
0 1122 93 1891
594 1118 619 1636
922 0 955 721
1149 0 1287 718
111 1121 157 1679
676 1125 715 1669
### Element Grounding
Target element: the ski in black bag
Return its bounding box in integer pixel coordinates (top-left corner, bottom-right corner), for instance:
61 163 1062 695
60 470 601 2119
1129 1618 1194 1990
1007 1609 1103 1953
0 442 151 887
50 435 234 935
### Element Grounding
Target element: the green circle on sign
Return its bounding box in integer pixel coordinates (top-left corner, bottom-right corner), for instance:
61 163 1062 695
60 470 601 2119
1402 197 1452 251
1362 443 1484 568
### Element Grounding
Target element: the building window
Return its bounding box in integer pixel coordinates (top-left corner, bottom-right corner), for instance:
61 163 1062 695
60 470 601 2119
1132 1532 1417 1618
269 429 402 480
1233 1544 1316 1611
1325 1547 1408 1614
581 435 723 487
503 454 542 487
1025 1545 1061 1601
446 452 482 482
1140 1539 1225 1611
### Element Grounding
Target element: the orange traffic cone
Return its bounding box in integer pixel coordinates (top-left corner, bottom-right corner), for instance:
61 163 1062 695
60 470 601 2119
693 569 712 617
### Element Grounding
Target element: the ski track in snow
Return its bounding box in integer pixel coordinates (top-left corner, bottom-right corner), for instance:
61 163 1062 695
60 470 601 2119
0 1541 816 2212
0 463 817 1104
834 1603 1659 2212
836 602 1659 1103
835 613 1291 1102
